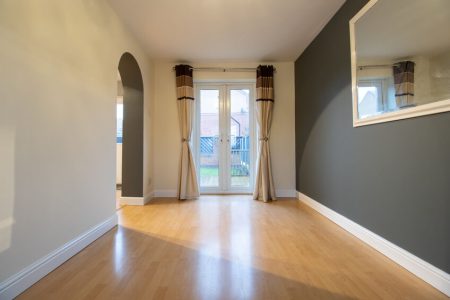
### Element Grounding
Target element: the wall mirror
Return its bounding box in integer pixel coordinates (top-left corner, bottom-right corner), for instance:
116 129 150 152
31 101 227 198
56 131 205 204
350 0 450 126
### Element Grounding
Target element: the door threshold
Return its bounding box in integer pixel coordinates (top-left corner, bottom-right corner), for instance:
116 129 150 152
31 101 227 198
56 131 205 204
200 192 252 195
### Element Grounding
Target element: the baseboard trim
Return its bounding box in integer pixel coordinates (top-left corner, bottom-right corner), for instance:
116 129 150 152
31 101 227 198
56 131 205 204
120 196 145 206
153 189 297 198
144 192 153 204
120 192 153 206
153 189 177 198
275 189 297 198
0 214 118 300
296 191 450 297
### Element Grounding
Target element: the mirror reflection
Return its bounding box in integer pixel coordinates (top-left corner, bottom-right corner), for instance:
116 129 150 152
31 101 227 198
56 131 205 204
354 0 450 119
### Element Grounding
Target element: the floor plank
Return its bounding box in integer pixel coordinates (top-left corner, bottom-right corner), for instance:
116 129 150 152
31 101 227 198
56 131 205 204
18 196 448 299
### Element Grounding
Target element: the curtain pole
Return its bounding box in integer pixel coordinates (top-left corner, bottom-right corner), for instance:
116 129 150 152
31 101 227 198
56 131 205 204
171 67 277 72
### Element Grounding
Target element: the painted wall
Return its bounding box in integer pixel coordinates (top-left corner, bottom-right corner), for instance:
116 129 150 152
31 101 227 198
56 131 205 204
119 53 144 197
0 0 153 282
295 0 450 273
152 61 296 196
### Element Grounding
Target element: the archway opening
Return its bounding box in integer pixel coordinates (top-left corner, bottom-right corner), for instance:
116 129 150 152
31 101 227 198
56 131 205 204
116 52 144 206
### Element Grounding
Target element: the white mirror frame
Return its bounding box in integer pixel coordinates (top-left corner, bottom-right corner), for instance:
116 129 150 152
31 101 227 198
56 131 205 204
349 0 450 127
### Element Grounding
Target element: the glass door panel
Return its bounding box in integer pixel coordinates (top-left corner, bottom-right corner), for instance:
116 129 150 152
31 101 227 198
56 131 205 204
196 84 254 193
229 89 251 188
199 89 220 188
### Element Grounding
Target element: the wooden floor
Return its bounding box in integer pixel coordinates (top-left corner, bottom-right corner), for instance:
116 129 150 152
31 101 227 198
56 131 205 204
18 196 447 299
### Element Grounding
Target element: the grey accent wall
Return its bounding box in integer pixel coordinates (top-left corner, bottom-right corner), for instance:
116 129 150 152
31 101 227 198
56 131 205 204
295 0 450 273
119 53 144 197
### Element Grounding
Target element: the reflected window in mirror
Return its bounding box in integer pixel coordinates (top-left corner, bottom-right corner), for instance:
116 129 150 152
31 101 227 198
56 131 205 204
357 77 397 118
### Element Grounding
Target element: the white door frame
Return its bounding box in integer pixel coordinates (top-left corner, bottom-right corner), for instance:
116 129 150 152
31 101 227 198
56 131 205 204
194 82 256 194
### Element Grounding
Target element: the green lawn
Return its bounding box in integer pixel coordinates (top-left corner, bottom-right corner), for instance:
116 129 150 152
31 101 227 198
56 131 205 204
200 166 218 176
200 166 249 187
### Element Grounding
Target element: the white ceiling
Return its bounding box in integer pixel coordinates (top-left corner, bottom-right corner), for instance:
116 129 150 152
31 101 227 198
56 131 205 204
356 0 450 61
108 0 344 62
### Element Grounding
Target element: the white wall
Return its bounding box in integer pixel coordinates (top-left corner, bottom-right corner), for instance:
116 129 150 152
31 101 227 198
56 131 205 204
415 52 450 105
414 56 432 105
0 0 152 283
152 61 296 196
430 51 450 101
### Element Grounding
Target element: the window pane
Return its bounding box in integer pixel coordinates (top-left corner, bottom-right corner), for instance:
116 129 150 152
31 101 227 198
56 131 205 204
199 90 220 187
357 85 381 118
230 89 250 188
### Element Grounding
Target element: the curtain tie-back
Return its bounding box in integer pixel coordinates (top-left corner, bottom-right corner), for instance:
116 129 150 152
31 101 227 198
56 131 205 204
182 138 190 142
259 137 269 141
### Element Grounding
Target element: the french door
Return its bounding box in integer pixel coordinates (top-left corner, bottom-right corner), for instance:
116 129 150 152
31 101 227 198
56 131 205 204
194 83 255 193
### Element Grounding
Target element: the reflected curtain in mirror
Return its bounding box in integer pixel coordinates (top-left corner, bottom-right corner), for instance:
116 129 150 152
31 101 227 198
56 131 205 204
175 65 199 200
253 65 276 202
394 61 415 108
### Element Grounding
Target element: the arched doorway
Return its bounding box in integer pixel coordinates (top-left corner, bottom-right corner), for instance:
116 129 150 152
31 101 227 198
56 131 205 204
117 52 144 201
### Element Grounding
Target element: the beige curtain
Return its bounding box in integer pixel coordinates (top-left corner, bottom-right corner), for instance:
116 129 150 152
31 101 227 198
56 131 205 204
253 65 276 202
394 61 415 108
175 65 199 200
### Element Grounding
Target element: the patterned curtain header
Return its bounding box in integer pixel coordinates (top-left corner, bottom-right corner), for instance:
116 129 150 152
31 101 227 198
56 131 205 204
256 65 274 102
175 64 194 100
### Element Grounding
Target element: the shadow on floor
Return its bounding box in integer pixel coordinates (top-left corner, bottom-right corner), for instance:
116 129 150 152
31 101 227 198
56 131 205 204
18 226 356 300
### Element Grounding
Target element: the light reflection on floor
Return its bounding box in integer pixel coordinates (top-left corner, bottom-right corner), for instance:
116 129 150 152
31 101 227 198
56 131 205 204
17 196 449 300
113 227 125 276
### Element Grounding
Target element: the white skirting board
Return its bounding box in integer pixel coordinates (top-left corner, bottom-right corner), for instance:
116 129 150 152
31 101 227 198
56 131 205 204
120 193 152 206
275 189 297 198
153 189 177 198
297 191 450 297
152 189 297 198
0 215 118 300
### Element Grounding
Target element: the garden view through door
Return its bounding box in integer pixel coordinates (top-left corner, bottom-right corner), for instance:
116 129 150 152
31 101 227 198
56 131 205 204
196 84 254 193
